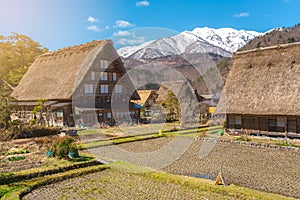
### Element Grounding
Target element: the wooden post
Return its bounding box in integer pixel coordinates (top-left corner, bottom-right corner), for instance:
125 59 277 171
285 116 288 143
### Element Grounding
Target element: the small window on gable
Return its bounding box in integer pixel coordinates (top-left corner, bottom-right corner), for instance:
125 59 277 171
84 84 93 94
113 73 117 81
91 71 95 80
100 72 108 80
100 60 109 68
114 85 122 93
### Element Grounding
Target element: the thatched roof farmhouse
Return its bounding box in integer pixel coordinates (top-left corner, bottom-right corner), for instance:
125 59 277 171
12 40 140 127
225 42 300 136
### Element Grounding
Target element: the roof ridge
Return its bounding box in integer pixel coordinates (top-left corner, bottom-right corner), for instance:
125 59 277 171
235 41 300 56
37 39 112 59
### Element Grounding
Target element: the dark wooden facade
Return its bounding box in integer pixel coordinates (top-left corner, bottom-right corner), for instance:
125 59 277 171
227 114 300 135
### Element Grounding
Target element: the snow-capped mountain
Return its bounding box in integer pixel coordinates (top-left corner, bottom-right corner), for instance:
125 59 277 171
117 27 264 60
191 27 263 52
117 40 155 58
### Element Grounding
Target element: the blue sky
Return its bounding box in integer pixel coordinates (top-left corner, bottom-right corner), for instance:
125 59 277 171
0 0 299 50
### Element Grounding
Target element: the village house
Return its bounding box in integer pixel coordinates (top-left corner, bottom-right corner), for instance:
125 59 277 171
131 90 157 117
224 42 300 137
11 40 140 127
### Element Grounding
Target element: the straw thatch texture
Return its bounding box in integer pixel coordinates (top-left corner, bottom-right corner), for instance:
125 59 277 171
11 40 121 101
131 90 156 106
225 42 300 116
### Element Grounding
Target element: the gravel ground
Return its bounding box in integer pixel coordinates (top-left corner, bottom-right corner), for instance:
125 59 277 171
117 136 175 153
23 169 225 200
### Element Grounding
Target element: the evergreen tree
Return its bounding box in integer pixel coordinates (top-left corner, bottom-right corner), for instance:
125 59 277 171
161 91 180 122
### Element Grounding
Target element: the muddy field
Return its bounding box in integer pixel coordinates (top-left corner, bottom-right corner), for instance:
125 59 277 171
103 137 300 199
23 168 225 200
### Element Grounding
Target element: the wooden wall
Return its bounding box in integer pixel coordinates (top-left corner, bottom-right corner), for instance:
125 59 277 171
227 114 300 134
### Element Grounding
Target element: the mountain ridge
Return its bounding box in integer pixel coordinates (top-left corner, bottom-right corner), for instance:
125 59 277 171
117 27 263 60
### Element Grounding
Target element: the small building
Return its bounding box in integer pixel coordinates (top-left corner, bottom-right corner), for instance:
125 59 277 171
224 42 300 136
11 40 140 127
131 90 157 117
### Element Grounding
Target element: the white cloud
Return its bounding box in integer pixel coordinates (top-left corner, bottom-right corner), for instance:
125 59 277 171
234 12 250 18
117 37 145 45
87 16 98 23
136 1 150 7
114 30 132 36
114 20 134 28
105 26 110 30
87 25 100 32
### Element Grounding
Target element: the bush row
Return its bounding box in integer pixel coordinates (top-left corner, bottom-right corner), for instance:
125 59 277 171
0 159 102 185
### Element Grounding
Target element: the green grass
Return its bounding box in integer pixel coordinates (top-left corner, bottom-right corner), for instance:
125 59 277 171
82 133 167 149
7 156 26 162
77 129 103 135
80 126 223 149
275 141 300 148
0 186 21 198
236 136 252 142
5 149 30 156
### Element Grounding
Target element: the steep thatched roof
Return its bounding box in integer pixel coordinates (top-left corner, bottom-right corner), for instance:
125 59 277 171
224 42 300 116
11 40 128 101
131 90 156 106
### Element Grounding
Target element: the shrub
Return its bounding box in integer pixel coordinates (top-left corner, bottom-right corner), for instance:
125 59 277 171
50 136 77 159
7 156 26 161
29 118 36 126
0 126 60 141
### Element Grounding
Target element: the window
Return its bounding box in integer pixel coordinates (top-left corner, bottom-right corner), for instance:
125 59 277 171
114 85 122 93
100 60 109 68
100 84 108 93
84 84 93 93
91 71 95 80
107 112 111 118
113 73 117 81
100 72 108 80
277 117 285 127
268 118 277 132
235 116 242 125
56 111 63 117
